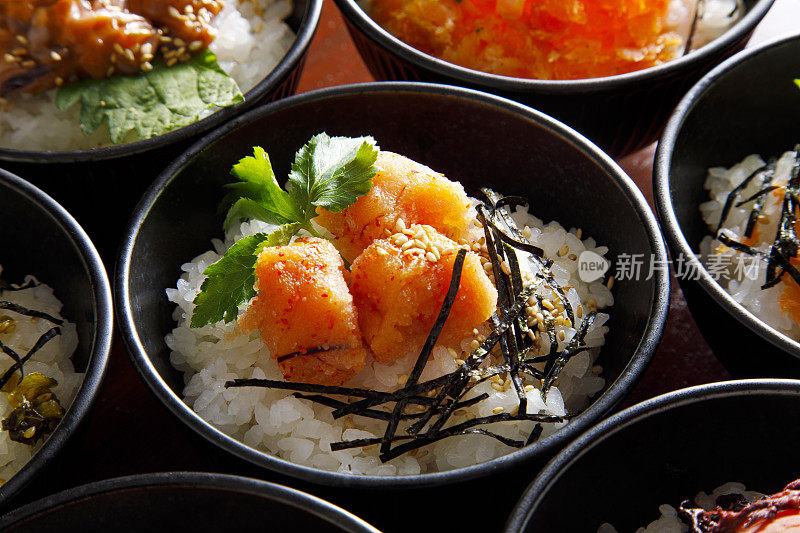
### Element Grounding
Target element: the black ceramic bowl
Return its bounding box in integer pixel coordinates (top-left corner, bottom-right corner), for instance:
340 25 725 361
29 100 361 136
334 0 774 157
116 83 668 528
0 0 322 164
0 170 112 507
0 0 321 260
0 472 380 532
655 33 800 377
505 379 800 532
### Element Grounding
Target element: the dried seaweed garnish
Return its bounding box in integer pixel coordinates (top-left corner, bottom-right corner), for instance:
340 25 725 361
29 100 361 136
225 190 607 462
683 0 704 55
276 345 349 363
0 302 63 326
713 148 800 291
0 280 67 447
380 248 467 452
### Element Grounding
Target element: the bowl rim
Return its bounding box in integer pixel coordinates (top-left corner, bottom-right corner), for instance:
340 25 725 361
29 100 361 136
0 169 113 507
116 81 670 489
332 0 775 94
654 32 800 362
503 378 800 532
0 0 323 164
0 471 380 532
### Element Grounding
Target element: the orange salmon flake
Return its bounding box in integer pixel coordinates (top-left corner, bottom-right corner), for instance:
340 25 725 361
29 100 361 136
369 0 686 79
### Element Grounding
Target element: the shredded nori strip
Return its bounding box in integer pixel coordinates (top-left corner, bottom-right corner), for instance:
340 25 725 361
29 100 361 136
0 327 61 390
0 302 63 326
713 148 800 292
276 345 349 363
683 0 703 55
225 190 607 462
380 249 467 453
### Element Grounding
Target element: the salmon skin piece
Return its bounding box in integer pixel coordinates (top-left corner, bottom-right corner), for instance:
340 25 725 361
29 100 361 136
350 224 497 364
315 151 473 263
240 237 368 386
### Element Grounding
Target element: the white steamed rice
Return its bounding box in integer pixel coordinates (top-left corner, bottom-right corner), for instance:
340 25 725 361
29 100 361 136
598 482 764 533
0 0 296 151
165 200 613 475
699 150 800 338
0 266 82 483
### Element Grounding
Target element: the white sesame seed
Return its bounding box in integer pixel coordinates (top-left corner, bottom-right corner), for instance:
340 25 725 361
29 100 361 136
492 406 504 414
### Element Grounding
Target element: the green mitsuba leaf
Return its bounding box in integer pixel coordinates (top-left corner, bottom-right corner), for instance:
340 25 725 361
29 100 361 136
55 50 243 144
191 134 381 328
254 223 303 255
287 133 379 221
191 232 269 328
223 147 303 230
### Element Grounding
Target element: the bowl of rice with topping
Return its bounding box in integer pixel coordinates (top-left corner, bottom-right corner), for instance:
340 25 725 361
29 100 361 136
0 0 322 160
333 0 775 156
117 83 668 510
0 168 112 507
505 379 800 532
655 32 800 377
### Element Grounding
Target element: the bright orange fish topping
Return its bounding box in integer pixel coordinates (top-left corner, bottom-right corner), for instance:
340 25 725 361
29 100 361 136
369 0 686 79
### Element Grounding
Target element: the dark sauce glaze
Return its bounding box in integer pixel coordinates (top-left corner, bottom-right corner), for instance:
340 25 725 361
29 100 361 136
680 480 800 533
0 0 222 97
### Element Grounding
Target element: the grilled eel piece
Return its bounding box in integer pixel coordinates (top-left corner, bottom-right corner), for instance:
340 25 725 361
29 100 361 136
0 0 222 97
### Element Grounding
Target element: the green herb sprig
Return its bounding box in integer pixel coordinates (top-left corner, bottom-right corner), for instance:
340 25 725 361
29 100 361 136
190 133 379 328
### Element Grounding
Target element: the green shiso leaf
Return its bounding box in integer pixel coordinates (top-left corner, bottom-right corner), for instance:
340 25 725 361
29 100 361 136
191 134 380 328
190 232 269 328
287 133 379 222
55 50 243 144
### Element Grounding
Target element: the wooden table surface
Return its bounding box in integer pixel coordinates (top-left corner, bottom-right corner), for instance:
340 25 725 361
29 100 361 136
6 0 800 530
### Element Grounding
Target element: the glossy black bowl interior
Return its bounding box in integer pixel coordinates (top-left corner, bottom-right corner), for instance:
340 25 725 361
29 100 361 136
334 0 774 156
0 473 379 532
506 380 800 532
117 83 668 492
655 33 800 377
0 170 112 507
0 0 322 164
